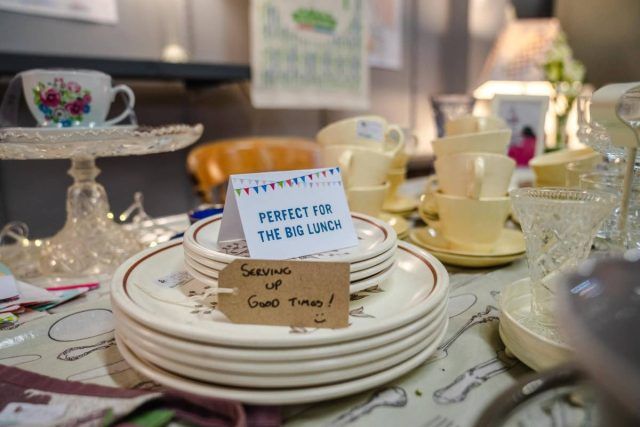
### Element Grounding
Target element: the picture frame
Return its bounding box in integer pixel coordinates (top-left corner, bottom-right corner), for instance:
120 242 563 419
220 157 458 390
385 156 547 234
491 94 549 168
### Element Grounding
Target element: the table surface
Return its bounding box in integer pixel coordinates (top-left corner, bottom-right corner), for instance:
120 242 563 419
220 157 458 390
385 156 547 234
0 178 536 427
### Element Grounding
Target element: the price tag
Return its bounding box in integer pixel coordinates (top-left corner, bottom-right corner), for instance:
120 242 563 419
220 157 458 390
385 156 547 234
217 259 350 329
356 119 384 142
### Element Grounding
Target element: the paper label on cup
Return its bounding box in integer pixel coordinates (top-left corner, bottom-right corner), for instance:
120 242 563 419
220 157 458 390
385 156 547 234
356 120 384 142
218 259 350 329
218 168 358 259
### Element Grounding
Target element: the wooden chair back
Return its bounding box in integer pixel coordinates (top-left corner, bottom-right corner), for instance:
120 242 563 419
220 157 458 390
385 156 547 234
187 137 320 203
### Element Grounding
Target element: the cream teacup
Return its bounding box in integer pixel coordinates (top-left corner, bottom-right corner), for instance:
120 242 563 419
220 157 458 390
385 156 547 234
432 192 510 251
418 178 441 222
529 148 601 187
21 69 135 128
321 145 394 187
347 182 390 217
384 167 406 203
445 115 507 136
434 152 515 198
317 115 404 156
390 150 410 169
431 129 511 157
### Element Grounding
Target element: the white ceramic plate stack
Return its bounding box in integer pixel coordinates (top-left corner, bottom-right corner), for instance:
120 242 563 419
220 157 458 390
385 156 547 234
111 237 450 405
182 213 400 294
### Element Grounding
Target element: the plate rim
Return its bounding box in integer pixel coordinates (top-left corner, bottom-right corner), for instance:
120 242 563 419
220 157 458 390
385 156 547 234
114 318 448 405
184 213 397 264
183 249 397 282
116 306 446 382
111 239 449 347
183 242 398 273
113 298 447 362
182 248 398 293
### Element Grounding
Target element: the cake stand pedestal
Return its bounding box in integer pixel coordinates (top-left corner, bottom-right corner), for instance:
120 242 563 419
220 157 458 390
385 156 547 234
0 124 203 280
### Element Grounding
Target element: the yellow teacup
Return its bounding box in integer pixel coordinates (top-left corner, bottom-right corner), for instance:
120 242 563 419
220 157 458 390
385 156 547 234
384 167 407 203
434 152 515 198
321 145 394 188
317 115 404 156
529 148 601 187
445 115 507 136
347 182 390 217
422 192 511 251
431 129 511 157
436 193 510 251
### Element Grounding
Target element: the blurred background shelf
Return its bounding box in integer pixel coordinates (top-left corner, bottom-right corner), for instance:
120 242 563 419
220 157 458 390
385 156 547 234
0 53 250 87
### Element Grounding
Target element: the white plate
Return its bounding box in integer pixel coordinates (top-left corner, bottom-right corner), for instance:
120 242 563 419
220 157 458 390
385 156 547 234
117 312 445 388
183 243 397 273
183 213 397 264
499 278 571 372
183 250 396 282
115 301 446 376
111 240 449 347
113 298 446 362
182 247 397 295
115 319 448 405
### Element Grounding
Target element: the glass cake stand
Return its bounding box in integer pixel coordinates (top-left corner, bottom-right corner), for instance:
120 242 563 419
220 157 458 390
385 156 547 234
0 124 203 280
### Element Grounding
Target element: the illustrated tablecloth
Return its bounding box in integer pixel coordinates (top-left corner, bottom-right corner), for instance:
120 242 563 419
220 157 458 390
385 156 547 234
0 256 535 426
1 177 568 425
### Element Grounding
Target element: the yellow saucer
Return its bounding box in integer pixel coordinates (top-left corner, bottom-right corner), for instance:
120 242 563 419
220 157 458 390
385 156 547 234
379 213 410 238
409 227 525 268
382 195 418 215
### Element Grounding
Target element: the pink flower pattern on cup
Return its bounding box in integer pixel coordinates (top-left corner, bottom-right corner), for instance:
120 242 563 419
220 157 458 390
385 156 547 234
32 78 92 127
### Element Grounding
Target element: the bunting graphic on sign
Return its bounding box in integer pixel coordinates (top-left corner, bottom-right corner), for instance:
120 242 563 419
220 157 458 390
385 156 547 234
232 167 342 196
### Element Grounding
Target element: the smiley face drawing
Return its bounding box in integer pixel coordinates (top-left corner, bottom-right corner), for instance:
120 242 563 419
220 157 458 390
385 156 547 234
314 312 327 324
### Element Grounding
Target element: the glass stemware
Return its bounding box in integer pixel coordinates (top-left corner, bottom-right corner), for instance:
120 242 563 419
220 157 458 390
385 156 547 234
580 170 640 250
577 95 639 163
510 188 616 329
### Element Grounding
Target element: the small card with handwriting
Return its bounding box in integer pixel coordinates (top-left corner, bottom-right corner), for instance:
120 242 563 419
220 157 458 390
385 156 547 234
218 167 358 259
218 259 350 329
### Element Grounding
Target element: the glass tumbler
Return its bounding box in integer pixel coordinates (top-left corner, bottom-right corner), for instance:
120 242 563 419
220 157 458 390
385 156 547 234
580 170 640 249
510 188 616 327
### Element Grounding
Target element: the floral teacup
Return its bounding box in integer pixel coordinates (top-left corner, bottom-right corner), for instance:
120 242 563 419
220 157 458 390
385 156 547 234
20 69 135 128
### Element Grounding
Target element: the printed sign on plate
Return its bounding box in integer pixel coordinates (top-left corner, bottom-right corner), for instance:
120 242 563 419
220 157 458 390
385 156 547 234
218 168 358 259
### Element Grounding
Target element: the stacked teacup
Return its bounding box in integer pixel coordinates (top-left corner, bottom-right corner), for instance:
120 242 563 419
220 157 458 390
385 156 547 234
382 146 416 216
317 116 404 218
420 115 516 251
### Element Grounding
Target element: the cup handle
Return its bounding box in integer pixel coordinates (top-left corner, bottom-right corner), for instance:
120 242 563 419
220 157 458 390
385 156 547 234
419 175 440 221
385 124 405 157
104 84 136 126
468 157 485 199
337 150 354 187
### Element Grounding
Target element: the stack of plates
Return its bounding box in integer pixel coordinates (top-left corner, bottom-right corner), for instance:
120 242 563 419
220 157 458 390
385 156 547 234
183 213 399 293
111 238 450 405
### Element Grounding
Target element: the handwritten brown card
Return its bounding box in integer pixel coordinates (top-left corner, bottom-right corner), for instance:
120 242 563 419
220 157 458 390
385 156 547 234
217 259 350 329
